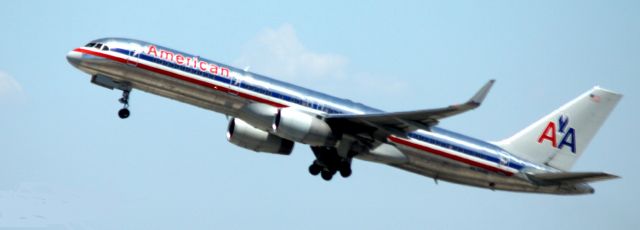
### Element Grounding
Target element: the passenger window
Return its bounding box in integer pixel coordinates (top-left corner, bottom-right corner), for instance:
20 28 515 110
102 45 109 51
95 44 103 49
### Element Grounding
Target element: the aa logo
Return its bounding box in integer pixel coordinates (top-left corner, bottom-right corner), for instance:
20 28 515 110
537 115 577 154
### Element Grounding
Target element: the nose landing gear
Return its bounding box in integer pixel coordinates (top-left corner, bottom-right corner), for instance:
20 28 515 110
118 108 130 119
117 87 131 119
89 75 133 119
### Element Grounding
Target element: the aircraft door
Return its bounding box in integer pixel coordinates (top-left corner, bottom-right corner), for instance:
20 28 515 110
499 154 509 168
126 45 143 66
229 72 241 95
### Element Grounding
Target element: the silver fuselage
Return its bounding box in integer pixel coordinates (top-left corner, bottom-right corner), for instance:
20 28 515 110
67 38 594 195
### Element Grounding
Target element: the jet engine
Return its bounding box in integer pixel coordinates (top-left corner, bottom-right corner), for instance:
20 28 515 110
237 103 278 131
227 118 294 155
272 108 336 146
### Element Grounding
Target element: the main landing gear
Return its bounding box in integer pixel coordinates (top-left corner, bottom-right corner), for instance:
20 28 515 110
309 146 353 181
117 87 131 119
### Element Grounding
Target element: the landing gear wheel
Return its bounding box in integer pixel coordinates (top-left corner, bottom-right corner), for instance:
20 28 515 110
339 167 352 178
321 170 334 181
309 146 356 181
309 164 322 176
118 108 130 119
117 87 132 119
338 159 352 178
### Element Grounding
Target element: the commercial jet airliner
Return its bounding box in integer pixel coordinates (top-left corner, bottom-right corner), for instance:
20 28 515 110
67 38 622 195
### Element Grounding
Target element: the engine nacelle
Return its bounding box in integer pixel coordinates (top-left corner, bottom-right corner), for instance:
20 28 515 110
237 103 278 132
272 108 336 146
227 118 294 155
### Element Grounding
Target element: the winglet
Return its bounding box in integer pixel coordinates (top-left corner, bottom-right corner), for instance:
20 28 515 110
469 79 495 105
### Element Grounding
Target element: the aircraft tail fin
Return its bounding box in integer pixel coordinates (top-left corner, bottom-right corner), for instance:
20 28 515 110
495 87 622 171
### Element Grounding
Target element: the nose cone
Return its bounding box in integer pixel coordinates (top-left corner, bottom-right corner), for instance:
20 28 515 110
66 49 82 67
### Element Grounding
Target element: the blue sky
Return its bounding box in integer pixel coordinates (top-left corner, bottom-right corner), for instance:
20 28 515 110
0 0 638 229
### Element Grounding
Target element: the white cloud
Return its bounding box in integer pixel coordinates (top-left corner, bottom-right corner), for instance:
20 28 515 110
234 24 348 81
234 24 410 107
0 182 106 228
0 71 24 102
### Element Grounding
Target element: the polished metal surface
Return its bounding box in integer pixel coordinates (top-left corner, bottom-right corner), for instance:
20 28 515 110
66 38 609 195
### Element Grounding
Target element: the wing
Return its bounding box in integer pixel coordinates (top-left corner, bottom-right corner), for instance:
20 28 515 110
325 80 495 141
527 172 620 185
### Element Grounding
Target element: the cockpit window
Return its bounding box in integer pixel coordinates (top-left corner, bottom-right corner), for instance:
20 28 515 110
102 45 109 51
85 43 96 47
95 44 103 49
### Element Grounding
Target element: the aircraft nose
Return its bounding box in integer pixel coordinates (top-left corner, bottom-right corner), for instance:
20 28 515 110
66 49 82 67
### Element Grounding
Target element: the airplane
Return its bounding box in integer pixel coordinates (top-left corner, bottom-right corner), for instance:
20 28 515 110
67 38 622 195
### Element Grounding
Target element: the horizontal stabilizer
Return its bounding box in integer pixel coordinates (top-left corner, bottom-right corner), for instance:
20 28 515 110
528 172 619 185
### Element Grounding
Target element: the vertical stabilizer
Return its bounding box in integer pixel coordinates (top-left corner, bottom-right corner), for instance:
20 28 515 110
495 87 621 171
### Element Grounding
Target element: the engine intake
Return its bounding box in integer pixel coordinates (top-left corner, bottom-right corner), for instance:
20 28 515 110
272 108 336 146
227 118 294 155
